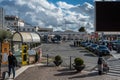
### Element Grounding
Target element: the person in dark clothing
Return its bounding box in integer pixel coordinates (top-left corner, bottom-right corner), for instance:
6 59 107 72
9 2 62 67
97 56 103 75
8 51 16 79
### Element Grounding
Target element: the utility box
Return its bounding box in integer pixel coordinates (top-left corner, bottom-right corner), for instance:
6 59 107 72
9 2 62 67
28 50 36 64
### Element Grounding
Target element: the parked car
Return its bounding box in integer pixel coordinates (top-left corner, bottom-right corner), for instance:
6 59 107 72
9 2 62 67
111 40 120 50
85 43 92 49
80 42 87 47
94 45 110 56
52 35 62 43
88 44 98 52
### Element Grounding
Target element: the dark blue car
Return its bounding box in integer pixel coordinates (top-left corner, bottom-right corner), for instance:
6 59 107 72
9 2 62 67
89 44 98 52
94 45 110 56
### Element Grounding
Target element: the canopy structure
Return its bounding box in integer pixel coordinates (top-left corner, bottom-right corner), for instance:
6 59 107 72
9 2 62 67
12 32 41 43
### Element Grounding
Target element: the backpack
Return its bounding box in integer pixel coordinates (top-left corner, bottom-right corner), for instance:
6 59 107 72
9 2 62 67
2 71 9 80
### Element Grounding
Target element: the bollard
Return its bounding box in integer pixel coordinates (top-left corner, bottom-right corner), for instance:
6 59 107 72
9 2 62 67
70 56 72 70
47 54 49 66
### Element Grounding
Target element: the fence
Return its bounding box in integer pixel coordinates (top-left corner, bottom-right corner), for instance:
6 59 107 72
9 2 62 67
42 54 81 70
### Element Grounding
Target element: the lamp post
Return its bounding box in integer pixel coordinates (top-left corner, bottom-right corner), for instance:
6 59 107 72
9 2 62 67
64 18 67 31
0 50 1 78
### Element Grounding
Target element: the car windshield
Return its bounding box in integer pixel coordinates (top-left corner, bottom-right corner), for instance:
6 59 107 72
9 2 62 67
92 44 97 47
98 46 107 49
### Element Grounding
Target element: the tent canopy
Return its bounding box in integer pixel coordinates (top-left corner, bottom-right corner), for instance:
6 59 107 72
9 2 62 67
12 32 41 43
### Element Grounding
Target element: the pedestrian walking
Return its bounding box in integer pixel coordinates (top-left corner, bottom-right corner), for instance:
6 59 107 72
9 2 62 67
8 51 17 79
37 48 42 63
97 55 103 75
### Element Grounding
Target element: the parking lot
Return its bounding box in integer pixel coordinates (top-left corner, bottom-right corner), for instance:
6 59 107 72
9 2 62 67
41 41 98 70
13 41 120 80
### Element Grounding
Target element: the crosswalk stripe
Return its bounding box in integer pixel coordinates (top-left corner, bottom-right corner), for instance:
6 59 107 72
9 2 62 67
106 57 120 77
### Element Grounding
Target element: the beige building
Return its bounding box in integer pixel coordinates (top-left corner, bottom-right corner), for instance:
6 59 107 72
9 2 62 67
5 15 24 31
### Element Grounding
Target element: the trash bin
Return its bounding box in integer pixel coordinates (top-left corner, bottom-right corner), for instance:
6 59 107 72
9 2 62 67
28 50 36 64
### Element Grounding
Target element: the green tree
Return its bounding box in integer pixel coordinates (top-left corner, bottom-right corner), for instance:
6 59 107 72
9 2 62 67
0 29 12 42
78 27 86 32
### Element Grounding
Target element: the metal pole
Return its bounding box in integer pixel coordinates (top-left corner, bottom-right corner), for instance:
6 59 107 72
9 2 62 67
47 54 49 66
0 53 1 78
70 56 72 70
0 42 1 78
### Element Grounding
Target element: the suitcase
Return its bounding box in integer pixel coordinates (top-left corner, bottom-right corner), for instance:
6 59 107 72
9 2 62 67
2 71 9 80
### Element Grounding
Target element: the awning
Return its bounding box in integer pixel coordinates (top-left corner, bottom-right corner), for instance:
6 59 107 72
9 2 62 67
12 32 41 43
30 33 41 42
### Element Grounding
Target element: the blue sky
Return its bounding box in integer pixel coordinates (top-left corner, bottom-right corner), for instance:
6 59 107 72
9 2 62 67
0 0 95 32
48 0 94 5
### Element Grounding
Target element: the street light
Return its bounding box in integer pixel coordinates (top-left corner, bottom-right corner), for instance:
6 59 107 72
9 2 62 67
64 18 67 31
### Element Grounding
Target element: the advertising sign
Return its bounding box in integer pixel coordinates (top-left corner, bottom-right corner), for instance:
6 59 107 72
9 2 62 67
2 42 10 64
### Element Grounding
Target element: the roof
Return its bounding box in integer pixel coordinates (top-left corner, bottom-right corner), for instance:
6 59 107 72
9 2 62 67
12 32 41 43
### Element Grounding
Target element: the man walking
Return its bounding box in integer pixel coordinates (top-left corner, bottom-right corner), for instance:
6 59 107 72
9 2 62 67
8 51 17 79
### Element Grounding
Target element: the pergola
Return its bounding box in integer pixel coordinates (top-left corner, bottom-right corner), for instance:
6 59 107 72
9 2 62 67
12 32 41 43
12 32 41 61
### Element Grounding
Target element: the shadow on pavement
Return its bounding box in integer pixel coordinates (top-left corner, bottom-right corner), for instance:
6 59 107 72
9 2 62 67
68 71 98 79
57 68 75 72
54 71 78 76
54 68 78 76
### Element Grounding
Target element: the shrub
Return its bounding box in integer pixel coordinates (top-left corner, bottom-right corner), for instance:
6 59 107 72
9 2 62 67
55 55 61 61
74 58 84 66
54 55 62 66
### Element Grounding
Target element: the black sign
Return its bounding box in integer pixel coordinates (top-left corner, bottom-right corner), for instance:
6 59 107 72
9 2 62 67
95 1 120 31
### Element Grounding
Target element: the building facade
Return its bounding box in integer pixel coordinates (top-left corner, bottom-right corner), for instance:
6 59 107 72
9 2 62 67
5 15 24 31
0 7 5 29
38 31 88 41
102 32 120 41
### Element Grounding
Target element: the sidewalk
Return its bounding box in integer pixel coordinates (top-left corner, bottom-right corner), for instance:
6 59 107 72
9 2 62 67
2 63 45 80
13 65 120 80
3 60 119 80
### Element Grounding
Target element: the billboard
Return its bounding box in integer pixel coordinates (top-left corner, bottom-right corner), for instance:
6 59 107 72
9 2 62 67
2 42 10 64
95 1 120 31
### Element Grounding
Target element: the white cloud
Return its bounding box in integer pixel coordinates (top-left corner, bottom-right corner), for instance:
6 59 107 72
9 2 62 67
57 1 74 9
1 0 94 33
15 0 26 6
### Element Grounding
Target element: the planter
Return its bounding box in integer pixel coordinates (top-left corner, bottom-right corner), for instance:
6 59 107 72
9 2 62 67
73 64 85 72
53 60 62 66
